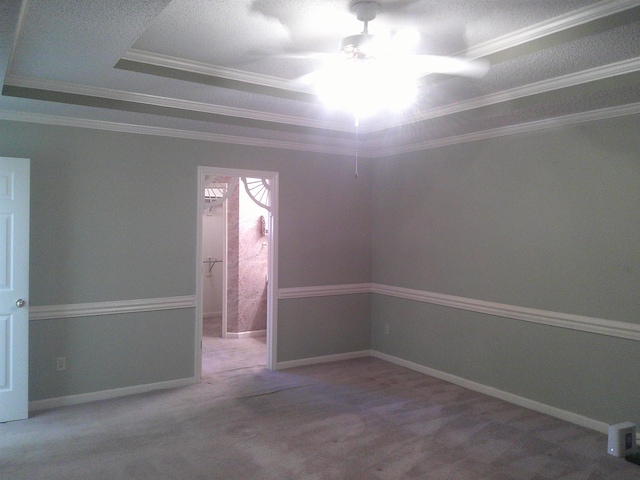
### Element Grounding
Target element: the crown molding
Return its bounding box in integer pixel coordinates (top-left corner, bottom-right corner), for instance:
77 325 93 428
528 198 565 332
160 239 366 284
0 110 357 157
3 101 639 159
463 0 640 59
121 49 313 95
366 57 640 133
2 75 349 133
368 101 640 158
3 0 637 143
122 0 638 107
3 100 639 159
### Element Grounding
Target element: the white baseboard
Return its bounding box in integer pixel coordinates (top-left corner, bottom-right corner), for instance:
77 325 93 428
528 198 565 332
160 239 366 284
226 329 266 339
371 350 610 436
278 348 609 436
275 349 372 370
26 348 622 441
28 377 196 412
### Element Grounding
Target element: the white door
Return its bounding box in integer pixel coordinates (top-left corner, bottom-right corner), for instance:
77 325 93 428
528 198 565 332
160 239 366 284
0 157 29 423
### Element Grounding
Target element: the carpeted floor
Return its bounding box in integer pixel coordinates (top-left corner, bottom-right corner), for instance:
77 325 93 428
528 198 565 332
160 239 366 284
201 315 266 379
1 317 638 479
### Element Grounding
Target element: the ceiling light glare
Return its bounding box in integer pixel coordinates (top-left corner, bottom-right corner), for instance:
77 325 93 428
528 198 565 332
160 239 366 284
390 28 420 52
316 59 417 119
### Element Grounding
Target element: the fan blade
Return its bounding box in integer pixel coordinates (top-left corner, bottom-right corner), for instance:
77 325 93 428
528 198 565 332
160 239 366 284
269 52 336 60
412 55 490 78
292 69 327 86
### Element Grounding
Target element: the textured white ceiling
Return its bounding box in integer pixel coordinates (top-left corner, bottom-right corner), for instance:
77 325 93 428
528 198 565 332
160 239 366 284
1 0 640 156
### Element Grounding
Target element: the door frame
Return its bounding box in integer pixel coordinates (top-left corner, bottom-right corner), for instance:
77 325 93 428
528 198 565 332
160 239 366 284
195 166 278 377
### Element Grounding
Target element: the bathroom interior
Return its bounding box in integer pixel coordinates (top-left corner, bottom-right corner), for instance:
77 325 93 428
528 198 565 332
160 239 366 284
201 176 269 371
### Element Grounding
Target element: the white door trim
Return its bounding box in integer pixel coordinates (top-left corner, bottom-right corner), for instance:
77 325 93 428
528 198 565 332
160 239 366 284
195 166 278 378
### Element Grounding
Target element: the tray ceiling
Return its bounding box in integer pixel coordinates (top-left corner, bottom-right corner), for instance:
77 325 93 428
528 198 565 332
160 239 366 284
1 0 640 156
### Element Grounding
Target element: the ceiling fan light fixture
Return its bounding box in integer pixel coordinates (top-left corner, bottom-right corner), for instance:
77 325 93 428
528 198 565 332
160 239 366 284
341 33 376 59
350 1 380 24
315 60 417 119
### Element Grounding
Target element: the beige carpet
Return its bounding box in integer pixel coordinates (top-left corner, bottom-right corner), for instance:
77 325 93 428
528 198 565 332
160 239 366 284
1 317 638 479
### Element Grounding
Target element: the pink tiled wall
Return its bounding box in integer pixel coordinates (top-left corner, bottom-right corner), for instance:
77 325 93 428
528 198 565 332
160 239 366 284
226 181 268 333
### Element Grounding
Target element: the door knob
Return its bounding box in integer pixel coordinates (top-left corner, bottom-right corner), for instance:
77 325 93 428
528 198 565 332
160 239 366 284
15 299 26 308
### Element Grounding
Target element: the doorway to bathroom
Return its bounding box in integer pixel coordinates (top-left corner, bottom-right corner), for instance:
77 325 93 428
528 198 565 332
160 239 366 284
195 167 278 379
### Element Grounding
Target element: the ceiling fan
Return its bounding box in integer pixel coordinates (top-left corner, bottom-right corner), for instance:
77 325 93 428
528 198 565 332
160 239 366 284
294 1 490 119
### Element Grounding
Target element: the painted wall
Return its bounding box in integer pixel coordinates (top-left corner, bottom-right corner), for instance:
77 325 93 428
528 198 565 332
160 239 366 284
0 120 372 402
8 110 636 432
371 115 640 426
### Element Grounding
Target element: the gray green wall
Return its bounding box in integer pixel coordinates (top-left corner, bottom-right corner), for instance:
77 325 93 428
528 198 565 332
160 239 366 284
0 120 372 401
3 112 639 430
371 116 640 426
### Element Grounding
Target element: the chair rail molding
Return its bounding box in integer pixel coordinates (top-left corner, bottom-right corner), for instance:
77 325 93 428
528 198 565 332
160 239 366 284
29 295 196 321
278 282 640 342
370 283 640 342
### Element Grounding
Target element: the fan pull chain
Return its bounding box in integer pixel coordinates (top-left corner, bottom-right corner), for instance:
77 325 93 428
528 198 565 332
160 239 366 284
354 116 359 179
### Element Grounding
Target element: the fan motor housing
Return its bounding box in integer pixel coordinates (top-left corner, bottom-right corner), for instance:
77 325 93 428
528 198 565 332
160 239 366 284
350 1 379 22
341 33 375 58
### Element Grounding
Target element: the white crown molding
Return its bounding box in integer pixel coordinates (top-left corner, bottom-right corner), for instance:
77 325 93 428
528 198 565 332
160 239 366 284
367 102 640 157
278 283 372 299
366 57 640 134
371 283 640 342
2 101 639 160
462 0 640 59
371 351 610 435
0 110 357 157
122 0 638 133
121 49 313 95
2 75 349 133
3 0 637 146
29 295 197 321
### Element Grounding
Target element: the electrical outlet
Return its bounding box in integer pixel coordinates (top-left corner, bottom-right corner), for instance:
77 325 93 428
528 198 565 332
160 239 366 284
56 356 66 371
384 324 389 335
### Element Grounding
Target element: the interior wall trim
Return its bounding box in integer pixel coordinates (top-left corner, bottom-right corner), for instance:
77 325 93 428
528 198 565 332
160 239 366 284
275 349 372 370
371 283 640 342
226 329 267 339
372 102 640 157
119 0 639 136
29 295 197 321
278 282 639 342
3 100 639 161
0 111 355 157
278 283 372 299
463 0 640 59
373 57 640 133
28 377 196 412
3 74 346 133
371 350 610 436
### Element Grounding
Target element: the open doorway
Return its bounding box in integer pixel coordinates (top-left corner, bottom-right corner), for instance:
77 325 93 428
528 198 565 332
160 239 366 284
195 167 278 380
